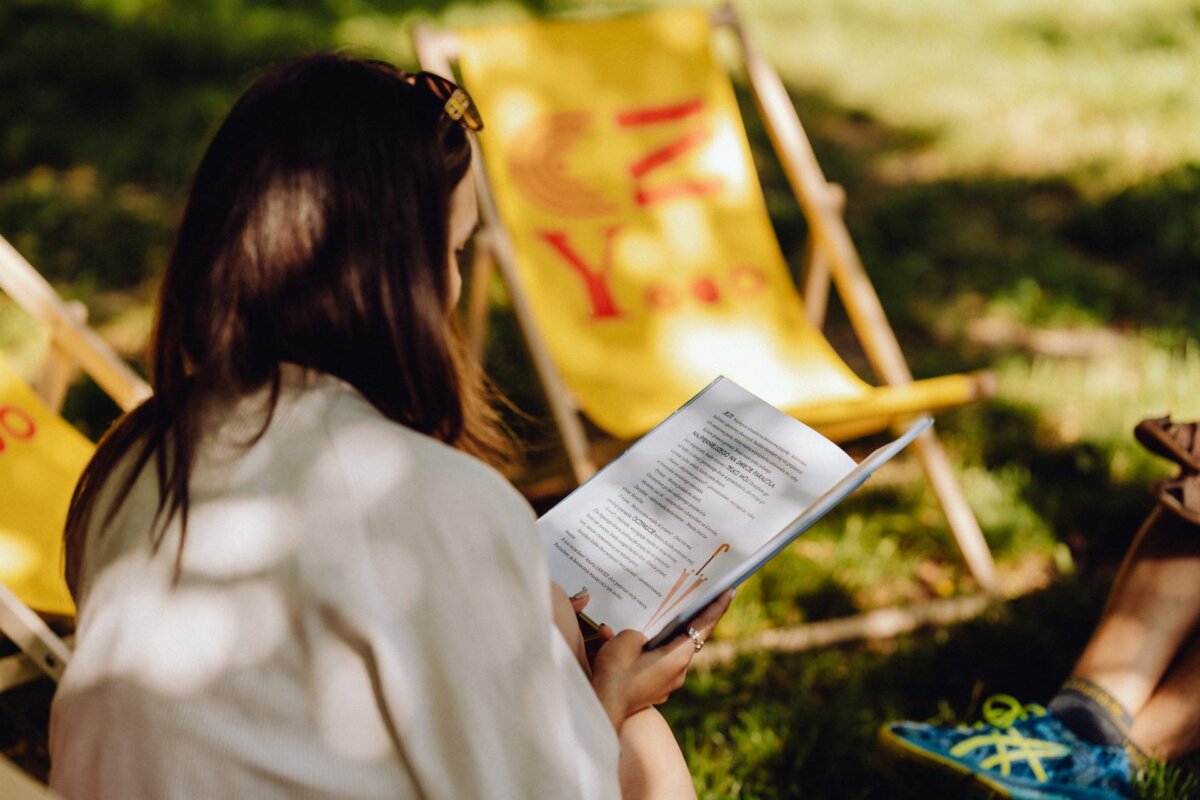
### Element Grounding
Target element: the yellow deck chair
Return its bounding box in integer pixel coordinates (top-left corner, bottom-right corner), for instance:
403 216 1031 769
415 5 999 591
0 234 150 690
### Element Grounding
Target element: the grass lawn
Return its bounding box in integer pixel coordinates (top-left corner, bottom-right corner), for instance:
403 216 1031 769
3 0 1200 795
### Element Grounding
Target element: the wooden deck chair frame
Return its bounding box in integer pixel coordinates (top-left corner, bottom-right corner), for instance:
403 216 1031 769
415 3 999 593
0 753 61 800
0 234 151 690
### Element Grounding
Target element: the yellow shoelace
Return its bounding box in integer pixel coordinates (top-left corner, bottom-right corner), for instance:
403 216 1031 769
948 695 1072 782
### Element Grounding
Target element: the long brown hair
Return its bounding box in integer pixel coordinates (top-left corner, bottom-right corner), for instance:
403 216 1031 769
65 53 510 596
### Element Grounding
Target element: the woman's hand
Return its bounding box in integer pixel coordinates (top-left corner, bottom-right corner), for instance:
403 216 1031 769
549 581 593 675
589 590 733 733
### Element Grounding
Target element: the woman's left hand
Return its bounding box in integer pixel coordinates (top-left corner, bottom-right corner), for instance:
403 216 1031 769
589 590 733 733
550 581 593 676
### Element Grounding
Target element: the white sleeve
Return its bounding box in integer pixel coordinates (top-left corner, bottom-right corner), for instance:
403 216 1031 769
308 428 622 800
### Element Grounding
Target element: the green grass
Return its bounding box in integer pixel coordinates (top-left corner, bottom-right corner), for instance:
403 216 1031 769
3 0 1200 795
1136 758 1200 800
742 0 1200 194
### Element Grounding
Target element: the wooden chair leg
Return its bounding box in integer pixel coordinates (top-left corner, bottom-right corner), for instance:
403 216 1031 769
800 239 830 330
800 183 843 330
460 150 597 485
0 583 70 685
911 428 999 594
0 652 51 692
0 754 60 799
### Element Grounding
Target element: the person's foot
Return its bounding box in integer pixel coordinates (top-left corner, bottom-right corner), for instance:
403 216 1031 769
877 695 1132 799
1134 416 1200 472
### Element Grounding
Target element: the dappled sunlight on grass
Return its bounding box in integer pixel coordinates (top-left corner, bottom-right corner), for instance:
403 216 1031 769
999 336 1200 452
0 297 49 378
736 0 1200 192
959 462 1062 565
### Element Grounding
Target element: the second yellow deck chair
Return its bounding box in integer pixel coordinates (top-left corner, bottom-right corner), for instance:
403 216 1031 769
0 234 150 690
416 5 999 590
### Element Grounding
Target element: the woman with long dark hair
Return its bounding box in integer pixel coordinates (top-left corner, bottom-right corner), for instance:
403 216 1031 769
48 54 727 798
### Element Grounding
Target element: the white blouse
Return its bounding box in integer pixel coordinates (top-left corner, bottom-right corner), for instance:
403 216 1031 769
49 368 620 799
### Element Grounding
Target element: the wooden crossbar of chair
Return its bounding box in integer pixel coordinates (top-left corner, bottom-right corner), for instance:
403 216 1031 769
0 753 62 799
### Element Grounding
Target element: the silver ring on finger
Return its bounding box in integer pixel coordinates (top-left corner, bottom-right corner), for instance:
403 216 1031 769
687 626 704 652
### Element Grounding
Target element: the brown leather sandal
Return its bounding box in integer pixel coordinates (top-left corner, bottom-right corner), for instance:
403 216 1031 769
1151 473 1200 525
1134 416 1200 472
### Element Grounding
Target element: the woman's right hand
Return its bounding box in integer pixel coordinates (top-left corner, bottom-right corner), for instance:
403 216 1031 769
589 590 732 733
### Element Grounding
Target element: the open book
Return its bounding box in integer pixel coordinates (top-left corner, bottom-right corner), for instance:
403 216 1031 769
538 376 932 648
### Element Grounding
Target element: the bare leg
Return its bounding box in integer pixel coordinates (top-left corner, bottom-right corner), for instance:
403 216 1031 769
1128 631 1200 760
1071 508 1200 716
618 708 697 800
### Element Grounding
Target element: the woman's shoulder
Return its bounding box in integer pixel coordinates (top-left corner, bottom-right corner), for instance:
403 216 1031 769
273 373 544 611
286 370 531 521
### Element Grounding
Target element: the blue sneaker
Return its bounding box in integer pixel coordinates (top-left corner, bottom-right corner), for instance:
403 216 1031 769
877 695 1133 799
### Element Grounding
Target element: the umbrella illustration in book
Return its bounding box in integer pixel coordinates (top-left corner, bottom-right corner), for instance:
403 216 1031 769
643 542 730 632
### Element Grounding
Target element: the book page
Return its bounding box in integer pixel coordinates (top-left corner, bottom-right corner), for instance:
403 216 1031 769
537 377 857 634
